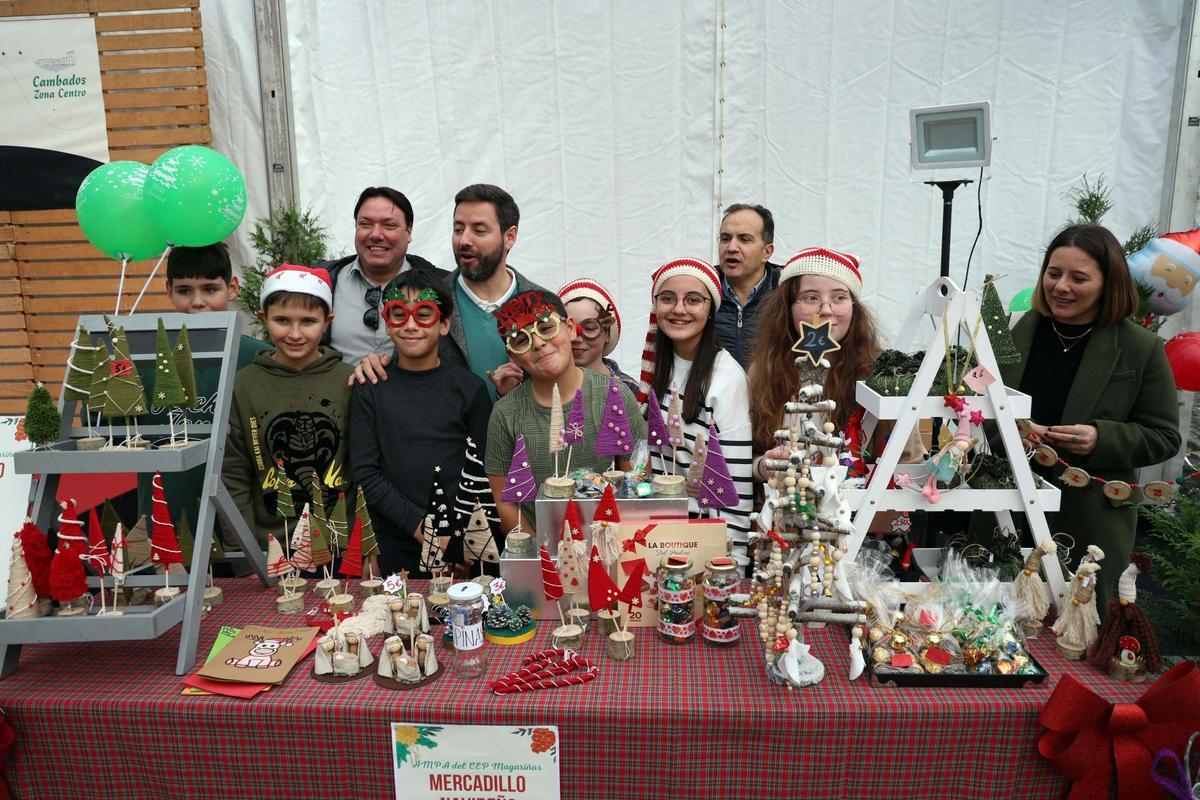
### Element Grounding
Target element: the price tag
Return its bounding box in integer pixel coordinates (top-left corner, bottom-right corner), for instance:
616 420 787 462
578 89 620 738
963 365 996 393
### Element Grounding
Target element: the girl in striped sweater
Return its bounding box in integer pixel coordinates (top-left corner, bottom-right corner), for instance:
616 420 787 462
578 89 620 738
638 259 755 560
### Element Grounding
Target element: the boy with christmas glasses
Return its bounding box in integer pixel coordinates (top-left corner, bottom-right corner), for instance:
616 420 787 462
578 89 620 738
484 289 646 533
222 265 354 546
349 270 491 575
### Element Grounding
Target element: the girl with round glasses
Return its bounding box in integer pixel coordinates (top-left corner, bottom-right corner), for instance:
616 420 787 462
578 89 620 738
637 258 754 561
559 278 640 398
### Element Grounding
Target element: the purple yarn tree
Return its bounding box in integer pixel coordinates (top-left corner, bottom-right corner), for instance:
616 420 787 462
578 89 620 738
645 386 671 475
696 425 738 514
595 376 633 463
501 434 536 504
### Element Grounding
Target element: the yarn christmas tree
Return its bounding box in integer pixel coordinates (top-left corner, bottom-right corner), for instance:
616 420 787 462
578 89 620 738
103 326 148 418
265 534 291 578
353 487 379 579
87 338 111 436
556 507 587 593
99 500 119 544
307 478 333 569
981 275 1020 366
63 324 97 403
5 536 38 620
561 387 586 474
462 501 499 566
696 425 738 511
645 387 669 451
24 383 61 448
122 515 151 569
329 491 350 552
338 518 364 578
152 318 186 409
687 429 709 493
290 504 316 572
17 520 52 601
49 501 88 604
501 434 536 503
549 383 565 474
419 467 451 574
86 509 110 573
666 385 684 473
587 545 621 612
149 472 184 571
275 459 297 523
539 544 563 601
595 376 632 458
173 324 197 409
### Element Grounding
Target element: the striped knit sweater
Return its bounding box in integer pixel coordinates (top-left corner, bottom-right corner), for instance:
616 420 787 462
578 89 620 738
654 350 754 550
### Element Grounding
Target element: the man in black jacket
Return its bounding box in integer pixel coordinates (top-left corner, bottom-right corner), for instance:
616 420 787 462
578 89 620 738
318 186 450 363
715 203 782 368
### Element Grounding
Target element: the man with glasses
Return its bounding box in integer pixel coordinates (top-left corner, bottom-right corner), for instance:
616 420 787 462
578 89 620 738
484 290 645 533
319 186 450 364
714 203 782 368
348 269 491 576
353 183 548 402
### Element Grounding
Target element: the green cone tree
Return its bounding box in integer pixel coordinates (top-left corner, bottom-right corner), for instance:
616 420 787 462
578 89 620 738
174 324 197 411
152 319 187 411
24 383 61 447
981 275 1020 366
87 338 111 422
63 325 97 403
102 327 148 418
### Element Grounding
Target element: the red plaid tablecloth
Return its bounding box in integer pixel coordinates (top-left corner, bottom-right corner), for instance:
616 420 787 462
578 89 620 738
0 580 1145 800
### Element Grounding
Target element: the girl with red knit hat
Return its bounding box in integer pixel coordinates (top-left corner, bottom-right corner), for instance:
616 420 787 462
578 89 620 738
558 278 640 398
747 248 923 484
638 258 754 561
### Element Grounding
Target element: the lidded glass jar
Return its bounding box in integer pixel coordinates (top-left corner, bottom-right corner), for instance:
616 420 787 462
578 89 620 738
656 555 696 644
701 556 741 646
447 582 488 679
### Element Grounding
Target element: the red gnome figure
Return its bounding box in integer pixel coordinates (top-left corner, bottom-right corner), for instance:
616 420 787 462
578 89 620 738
1088 553 1162 682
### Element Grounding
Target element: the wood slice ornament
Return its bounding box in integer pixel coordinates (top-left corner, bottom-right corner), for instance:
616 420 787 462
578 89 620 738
542 476 575 498
1141 481 1174 504
203 585 224 608
275 576 307 597
275 592 304 614
1033 445 1058 468
1102 480 1133 501
1059 467 1090 488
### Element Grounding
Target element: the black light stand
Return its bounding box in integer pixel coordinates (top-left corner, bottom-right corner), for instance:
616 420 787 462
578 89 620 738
925 179 973 278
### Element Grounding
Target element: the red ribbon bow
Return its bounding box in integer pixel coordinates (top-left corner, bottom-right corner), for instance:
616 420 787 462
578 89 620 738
1038 661 1200 800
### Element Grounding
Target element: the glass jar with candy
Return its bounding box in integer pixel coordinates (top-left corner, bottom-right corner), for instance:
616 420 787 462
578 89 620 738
657 555 696 644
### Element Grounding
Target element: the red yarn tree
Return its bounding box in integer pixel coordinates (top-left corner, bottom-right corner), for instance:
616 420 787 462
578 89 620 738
49 502 88 602
149 472 184 569
17 520 52 598
338 517 363 578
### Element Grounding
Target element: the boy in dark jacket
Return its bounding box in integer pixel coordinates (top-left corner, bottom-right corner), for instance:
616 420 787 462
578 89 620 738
349 270 491 575
222 264 354 545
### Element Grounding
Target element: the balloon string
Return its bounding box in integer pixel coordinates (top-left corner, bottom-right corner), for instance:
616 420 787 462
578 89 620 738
114 256 129 315
129 246 173 315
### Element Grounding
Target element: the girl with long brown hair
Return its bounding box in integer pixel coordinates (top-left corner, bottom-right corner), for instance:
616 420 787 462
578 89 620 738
748 248 922 481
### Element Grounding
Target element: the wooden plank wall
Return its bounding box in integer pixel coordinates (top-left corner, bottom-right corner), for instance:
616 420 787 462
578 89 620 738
0 0 211 413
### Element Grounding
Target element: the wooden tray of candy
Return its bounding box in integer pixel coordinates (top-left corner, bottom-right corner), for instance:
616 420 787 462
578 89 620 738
866 650 1049 688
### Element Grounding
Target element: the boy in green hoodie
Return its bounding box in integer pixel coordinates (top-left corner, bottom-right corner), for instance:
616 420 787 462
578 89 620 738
222 264 354 545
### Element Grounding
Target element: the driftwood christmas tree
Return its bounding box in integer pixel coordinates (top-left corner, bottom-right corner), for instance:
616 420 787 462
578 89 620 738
174 324 197 442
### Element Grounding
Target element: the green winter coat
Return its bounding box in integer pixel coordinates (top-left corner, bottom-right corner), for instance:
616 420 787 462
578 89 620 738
222 348 354 546
999 314 1181 611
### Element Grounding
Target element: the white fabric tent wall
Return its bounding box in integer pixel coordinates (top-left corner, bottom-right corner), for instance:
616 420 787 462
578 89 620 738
203 0 1185 372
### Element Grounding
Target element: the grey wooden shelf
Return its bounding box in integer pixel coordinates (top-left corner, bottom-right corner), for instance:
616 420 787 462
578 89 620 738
14 439 209 475
0 311 270 678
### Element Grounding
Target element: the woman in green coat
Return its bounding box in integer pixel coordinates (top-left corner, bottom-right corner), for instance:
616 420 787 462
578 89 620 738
1007 223 1180 612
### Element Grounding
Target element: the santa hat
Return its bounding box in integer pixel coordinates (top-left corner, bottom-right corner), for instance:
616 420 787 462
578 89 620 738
592 482 620 524
637 258 722 404
559 279 621 356
260 264 333 310
779 247 863 297
562 498 585 542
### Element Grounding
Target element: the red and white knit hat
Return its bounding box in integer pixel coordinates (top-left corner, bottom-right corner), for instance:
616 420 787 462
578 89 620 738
558 278 622 356
637 258 722 404
260 263 334 309
780 247 863 297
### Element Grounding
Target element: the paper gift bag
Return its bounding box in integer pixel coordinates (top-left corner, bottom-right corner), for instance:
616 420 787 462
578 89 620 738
616 518 728 628
197 624 319 685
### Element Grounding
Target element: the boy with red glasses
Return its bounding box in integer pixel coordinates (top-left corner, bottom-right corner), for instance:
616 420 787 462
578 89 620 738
349 270 492 576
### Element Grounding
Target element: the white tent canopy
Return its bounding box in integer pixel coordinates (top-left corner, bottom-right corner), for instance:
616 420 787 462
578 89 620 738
202 0 1188 371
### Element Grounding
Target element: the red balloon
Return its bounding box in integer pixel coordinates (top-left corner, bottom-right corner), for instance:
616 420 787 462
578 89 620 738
1165 332 1200 391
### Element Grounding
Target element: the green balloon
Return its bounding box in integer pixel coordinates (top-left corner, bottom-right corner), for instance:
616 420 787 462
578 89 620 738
75 161 168 262
144 145 248 247
1009 287 1035 313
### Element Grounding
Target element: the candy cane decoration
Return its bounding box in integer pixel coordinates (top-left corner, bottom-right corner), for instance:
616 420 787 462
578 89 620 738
490 649 599 695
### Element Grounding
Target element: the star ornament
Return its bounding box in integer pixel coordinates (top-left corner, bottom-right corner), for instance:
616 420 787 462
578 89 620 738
791 319 841 367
